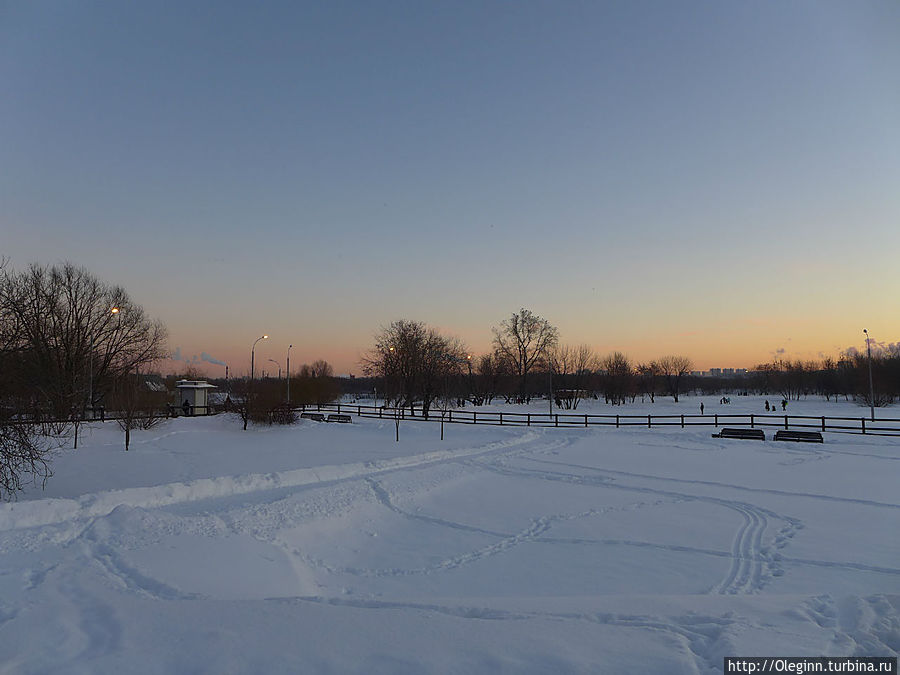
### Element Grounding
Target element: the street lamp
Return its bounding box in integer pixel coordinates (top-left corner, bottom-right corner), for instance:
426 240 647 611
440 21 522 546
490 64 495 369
466 354 474 405
286 344 293 404
88 306 121 418
268 358 282 379
547 352 555 415
245 334 268 431
864 329 875 421
250 335 268 382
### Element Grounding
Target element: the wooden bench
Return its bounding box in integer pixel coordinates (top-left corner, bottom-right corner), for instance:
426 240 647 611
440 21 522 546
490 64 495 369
712 427 765 441
300 412 326 422
326 414 352 424
774 430 823 443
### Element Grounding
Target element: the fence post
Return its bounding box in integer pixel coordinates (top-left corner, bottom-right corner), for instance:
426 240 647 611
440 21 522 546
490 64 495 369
785 415 788 430
681 414 684 428
555 414 558 427
714 414 718 427
821 416 825 432
358 405 361 416
616 415 619 428
449 410 453 423
648 414 651 429
473 411 477 425
750 414 754 428
337 404 341 414
499 412 503 426
379 407 383 419
862 417 866 434
527 413 530 427
585 414 588 428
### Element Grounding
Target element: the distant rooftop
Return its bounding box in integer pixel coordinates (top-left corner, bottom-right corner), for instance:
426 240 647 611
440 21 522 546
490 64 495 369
175 380 217 389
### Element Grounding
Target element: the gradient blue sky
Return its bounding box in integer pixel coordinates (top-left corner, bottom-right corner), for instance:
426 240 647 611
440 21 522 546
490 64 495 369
3 1 899 375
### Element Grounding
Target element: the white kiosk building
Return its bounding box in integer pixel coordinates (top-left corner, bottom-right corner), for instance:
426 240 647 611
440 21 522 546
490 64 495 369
175 380 217 415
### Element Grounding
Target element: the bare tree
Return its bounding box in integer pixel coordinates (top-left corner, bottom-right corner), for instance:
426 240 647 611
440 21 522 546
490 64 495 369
656 355 694 403
299 360 333 379
0 262 167 419
0 262 58 496
0 422 57 500
109 371 165 451
600 352 633 405
294 360 340 405
636 362 660 403
492 308 558 403
549 344 597 410
362 320 466 419
480 353 513 405
0 261 165 496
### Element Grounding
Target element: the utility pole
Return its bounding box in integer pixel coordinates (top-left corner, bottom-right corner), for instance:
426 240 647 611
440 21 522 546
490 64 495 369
864 329 875 421
286 344 293 405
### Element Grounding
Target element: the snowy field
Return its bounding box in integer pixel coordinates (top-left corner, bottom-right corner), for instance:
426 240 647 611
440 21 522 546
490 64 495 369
0 396 897 674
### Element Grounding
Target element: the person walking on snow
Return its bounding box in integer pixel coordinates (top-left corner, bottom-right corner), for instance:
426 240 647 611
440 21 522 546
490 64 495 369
700 402 705 415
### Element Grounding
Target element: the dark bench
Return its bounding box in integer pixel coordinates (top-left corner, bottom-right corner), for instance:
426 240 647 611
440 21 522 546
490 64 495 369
712 427 765 441
326 414 352 424
774 430 823 443
300 412 326 422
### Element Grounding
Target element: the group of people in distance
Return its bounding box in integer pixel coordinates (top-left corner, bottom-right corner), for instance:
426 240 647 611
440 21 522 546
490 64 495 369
699 397 788 416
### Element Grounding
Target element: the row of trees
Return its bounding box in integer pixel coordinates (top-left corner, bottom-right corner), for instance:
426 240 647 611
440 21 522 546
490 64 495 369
360 309 900 411
751 353 900 405
361 309 697 413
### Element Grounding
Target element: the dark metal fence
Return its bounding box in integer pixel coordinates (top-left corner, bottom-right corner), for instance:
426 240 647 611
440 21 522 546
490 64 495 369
296 403 900 437
9 402 900 437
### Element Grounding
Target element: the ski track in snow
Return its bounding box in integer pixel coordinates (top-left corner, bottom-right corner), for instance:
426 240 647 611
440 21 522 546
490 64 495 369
523 457 900 510
275 595 746 674
466 456 809 595
0 430 542 533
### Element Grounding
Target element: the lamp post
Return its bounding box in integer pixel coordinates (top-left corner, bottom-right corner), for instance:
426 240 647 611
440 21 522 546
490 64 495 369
286 344 293 404
548 351 554 416
245 334 268 431
268 358 282 379
388 345 401 441
250 335 268 382
864 329 875 421
88 306 120 419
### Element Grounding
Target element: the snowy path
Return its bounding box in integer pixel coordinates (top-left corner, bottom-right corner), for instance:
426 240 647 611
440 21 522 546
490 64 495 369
0 414 897 673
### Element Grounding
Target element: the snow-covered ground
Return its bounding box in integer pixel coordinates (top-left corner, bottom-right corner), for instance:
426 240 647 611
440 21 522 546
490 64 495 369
1 397 897 674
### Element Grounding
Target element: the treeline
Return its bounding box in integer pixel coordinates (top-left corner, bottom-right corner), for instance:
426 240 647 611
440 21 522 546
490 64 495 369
748 354 900 405
347 351 900 411
358 310 696 414
353 310 899 412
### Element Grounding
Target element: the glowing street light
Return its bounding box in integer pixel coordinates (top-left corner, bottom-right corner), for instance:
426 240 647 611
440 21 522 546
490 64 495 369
245 334 268 431
88 306 121 418
250 335 268 382
286 344 293 404
864 329 875 422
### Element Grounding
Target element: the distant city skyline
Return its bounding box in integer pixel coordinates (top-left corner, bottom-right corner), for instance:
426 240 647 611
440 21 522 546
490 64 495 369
3 1 898 376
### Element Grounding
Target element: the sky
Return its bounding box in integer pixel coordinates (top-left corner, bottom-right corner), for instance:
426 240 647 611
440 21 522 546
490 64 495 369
2 1 899 376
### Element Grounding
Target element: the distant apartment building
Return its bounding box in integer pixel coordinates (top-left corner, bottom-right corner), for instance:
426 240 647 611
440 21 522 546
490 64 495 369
693 368 750 377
